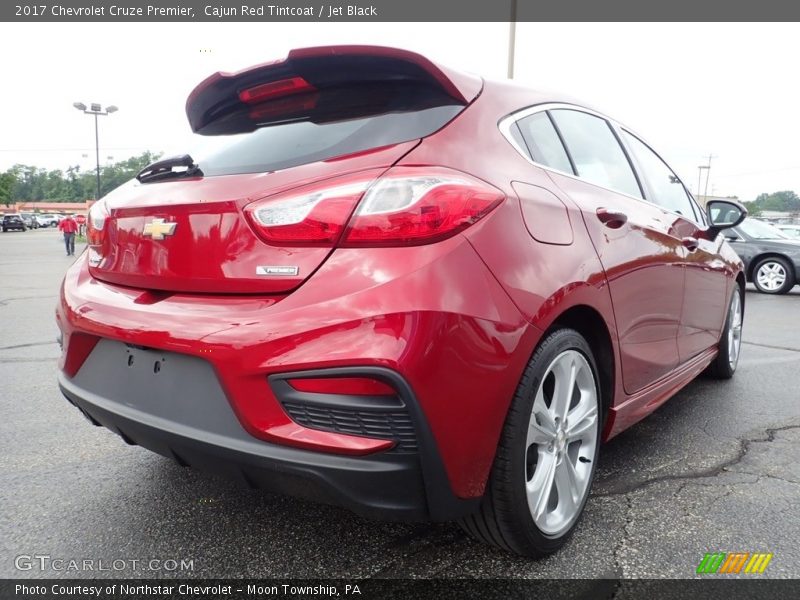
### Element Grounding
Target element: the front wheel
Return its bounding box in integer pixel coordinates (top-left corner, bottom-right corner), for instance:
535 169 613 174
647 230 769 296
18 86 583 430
753 257 794 294
460 328 601 557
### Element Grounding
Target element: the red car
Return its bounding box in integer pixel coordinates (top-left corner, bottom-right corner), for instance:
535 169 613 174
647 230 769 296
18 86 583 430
56 46 747 557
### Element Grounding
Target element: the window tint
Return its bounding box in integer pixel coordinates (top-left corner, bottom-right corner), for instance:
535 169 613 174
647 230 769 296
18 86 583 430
622 131 698 219
516 112 574 174
190 105 462 177
549 110 642 198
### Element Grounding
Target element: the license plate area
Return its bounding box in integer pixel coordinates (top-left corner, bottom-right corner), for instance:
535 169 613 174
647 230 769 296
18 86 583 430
73 339 246 438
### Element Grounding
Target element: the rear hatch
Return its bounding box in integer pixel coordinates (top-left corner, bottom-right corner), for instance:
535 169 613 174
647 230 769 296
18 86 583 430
89 46 481 294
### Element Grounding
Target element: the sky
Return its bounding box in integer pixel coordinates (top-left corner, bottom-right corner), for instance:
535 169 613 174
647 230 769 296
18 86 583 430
1 22 798 201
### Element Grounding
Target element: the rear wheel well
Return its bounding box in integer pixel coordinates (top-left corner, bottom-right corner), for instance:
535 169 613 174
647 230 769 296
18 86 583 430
548 305 614 427
746 253 793 282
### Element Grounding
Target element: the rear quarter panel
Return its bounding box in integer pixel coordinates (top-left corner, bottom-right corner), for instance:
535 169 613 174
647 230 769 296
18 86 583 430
399 81 624 424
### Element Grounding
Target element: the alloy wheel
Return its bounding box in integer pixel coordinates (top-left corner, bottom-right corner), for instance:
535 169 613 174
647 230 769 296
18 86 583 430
728 290 743 368
525 350 598 536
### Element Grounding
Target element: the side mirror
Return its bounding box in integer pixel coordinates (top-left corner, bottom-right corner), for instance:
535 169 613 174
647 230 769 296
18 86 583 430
723 231 740 242
706 200 747 236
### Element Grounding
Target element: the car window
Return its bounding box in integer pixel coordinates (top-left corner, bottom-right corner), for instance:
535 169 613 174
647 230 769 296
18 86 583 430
516 112 574 174
622 131 699 221
548 109 642 198
779 227 800 239
738 218 791 240
190 104 463 177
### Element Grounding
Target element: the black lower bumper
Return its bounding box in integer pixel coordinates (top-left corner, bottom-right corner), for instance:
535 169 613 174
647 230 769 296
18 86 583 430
58 351 478 522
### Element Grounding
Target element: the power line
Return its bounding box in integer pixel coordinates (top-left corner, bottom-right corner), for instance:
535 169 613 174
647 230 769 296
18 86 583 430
0 146 153 152
713 165 800 179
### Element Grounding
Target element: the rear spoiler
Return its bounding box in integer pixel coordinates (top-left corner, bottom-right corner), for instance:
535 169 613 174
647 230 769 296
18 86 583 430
185 45 482 134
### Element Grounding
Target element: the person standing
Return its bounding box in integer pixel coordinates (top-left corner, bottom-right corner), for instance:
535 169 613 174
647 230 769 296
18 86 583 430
58 214 78 256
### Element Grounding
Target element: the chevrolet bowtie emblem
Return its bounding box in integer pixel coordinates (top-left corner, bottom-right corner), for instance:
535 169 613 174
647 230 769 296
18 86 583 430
143 218 177 240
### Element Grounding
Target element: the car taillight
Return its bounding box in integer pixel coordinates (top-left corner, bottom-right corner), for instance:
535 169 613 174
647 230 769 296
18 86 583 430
342 167 504 246
87 201 108 240
244 174 373 246
244 167 504 248
87 201 109 265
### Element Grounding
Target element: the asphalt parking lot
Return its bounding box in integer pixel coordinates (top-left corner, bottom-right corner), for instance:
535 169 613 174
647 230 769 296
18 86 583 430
1 228 798 579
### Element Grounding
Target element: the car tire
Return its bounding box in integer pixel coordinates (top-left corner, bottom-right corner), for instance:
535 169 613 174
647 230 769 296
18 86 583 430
459 328 601 557
707 285 743 379
752 256 795 294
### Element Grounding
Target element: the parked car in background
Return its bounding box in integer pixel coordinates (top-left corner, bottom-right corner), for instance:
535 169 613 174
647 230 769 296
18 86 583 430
19 213 39 229
775 224 800 240
2 214 27 232
35 214 60 228
56 46 748 558
724 218 800 294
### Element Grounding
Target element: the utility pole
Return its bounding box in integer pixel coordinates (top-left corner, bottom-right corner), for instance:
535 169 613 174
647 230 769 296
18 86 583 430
696 153 716 205
697 167 703 202
507 0 517 79
697 165 709 203
702 153 717 202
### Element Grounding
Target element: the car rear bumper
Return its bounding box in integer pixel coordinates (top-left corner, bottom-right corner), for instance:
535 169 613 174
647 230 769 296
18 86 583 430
56 239 537 508
59 361 471 521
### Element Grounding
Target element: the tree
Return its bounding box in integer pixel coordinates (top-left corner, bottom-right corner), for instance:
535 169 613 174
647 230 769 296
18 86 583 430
743 202 762 217
0 171 15 207
746 191 800 213
0 151 162 203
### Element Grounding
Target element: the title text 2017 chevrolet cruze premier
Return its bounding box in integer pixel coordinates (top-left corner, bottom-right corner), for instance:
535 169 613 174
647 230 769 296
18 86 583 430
57 46 747 557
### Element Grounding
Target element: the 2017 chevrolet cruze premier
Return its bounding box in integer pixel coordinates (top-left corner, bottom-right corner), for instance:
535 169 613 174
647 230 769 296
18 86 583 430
56 46 747 557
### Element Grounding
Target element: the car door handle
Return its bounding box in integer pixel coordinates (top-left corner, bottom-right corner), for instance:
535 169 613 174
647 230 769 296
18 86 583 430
681 236 699 251
596 208 628 229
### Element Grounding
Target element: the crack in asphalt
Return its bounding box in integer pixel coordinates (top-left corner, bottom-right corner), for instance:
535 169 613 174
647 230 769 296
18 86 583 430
600 424 799 581
0 357 58 364
595 423 800 497
0 294 57 306
0 340 57 351
671 473 756 499
610 495 634 581
742 340 800 353
738 472 800 486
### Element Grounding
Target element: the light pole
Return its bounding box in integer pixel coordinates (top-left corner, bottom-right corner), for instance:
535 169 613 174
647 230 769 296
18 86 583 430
73 102 118 201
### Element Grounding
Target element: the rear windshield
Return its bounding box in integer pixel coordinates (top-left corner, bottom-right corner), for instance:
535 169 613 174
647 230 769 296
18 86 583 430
190 105 462 177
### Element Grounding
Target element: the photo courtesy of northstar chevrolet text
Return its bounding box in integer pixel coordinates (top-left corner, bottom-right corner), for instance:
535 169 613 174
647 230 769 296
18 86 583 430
1 1 799 595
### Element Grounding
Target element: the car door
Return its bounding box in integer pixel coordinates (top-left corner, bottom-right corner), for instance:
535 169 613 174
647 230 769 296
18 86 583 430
724 228 755 275
516 108 685 394
620 130 730 363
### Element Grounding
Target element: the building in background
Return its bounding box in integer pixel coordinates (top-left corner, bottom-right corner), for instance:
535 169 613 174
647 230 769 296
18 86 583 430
7 201 94 215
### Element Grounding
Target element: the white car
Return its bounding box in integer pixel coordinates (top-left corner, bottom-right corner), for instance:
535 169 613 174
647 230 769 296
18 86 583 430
34 214 59 227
